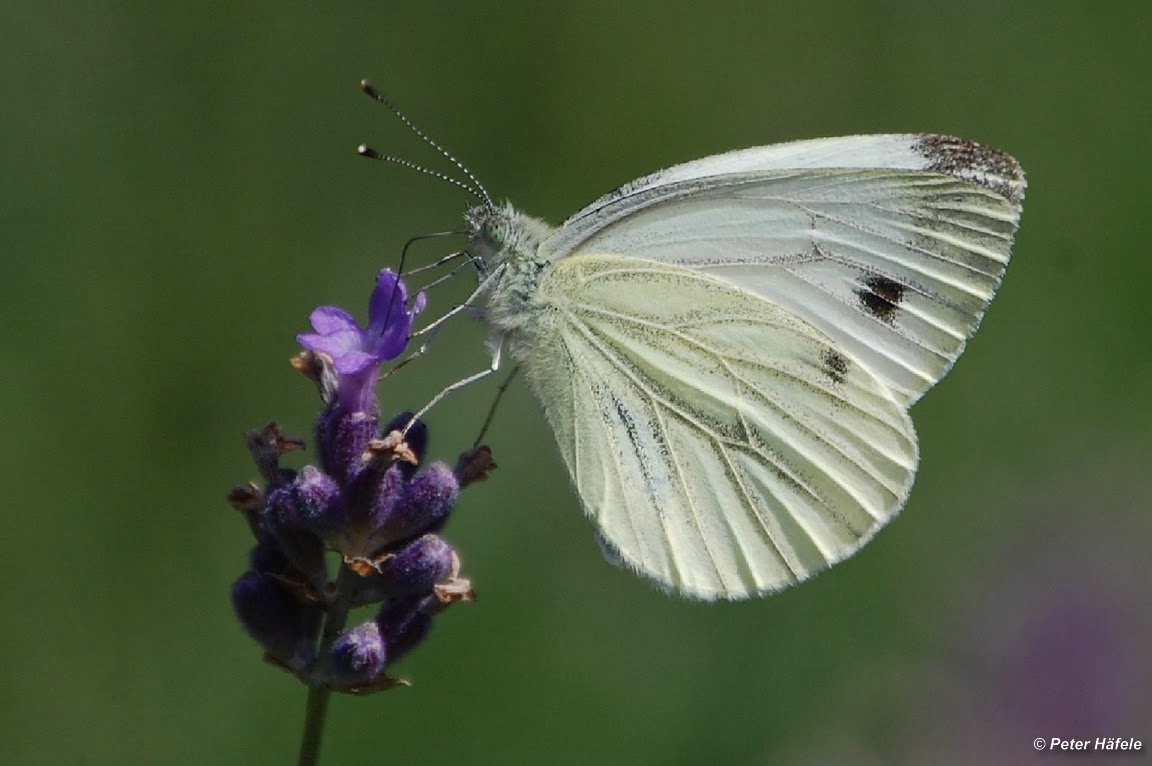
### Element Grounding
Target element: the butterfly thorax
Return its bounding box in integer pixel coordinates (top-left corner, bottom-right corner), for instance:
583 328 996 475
466 201 557 336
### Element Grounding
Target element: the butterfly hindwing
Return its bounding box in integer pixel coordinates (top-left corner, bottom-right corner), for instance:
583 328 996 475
516 253 918 599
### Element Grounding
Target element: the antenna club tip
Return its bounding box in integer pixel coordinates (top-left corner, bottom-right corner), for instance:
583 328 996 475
360 80 382 98
357 144 382 159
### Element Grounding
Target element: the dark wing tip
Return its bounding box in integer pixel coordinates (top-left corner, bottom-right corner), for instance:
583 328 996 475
913 134 1026 206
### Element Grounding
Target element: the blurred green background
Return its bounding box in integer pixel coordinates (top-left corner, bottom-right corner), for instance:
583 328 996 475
3 2 1149 764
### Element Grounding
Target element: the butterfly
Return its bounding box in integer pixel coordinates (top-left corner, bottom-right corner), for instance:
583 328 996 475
360 87 1025 600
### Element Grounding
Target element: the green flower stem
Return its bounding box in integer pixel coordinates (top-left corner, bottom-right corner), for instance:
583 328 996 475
298 566 357 766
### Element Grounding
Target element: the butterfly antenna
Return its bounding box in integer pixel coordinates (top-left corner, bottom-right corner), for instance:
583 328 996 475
358 145 485 201
360 80 494 207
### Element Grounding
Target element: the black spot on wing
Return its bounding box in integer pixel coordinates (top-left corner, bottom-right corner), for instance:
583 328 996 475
821 349 849 385
913 134 1026 205
855 274 905 324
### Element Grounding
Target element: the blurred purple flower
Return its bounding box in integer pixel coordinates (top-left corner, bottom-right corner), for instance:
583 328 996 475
777 460 1151 766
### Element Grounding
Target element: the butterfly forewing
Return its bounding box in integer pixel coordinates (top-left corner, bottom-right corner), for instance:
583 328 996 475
516 254 918 599
541 135 1024 406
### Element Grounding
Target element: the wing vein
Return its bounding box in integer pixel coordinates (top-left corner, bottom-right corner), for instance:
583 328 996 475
648 404 732 588
564 306 907 512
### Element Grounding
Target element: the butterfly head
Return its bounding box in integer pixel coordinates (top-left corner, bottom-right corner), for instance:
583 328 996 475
464 201 554 273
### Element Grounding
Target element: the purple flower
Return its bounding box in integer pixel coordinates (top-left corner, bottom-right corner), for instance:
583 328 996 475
228 264 490 698
297 269 426 412
297 269 426 374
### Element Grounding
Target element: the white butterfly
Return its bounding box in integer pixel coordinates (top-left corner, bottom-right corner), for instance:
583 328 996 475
361 99 1025 600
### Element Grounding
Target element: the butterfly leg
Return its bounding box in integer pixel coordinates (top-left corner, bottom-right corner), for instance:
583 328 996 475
401 338 505 436
403 248 482 278
472 365 520 447
410 256 478 294
382 305 483 379
411 264 501 339
383 263 500 379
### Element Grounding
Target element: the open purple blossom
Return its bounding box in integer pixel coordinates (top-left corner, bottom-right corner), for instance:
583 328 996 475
297 268 426 373
297 269 426 412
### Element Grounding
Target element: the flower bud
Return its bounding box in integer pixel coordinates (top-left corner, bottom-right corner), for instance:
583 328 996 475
263 483 328 589
327 621 387 687
376 595 438 668
369 462 459 549
231 571 322 670
315 405 377 484
348 534 456 606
